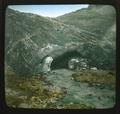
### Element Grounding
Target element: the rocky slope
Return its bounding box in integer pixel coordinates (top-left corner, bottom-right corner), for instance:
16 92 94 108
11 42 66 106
5 5 116 74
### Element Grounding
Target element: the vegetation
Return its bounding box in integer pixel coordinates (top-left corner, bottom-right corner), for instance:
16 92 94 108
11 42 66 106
5 67 98 109
5 5 116 109
5 73 65 108
72 70 116 89
5 73 96 109
5 66 63 108
62 103 95 109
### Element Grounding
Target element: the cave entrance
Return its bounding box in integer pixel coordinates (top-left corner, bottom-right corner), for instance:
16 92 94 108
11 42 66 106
42 50 88 73
50 50 81 70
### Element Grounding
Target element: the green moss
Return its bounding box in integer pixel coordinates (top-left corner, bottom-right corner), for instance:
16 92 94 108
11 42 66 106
6 95 23 108
5 70 115 108
62 103 95 109
72 70 116 89
5 74 66 108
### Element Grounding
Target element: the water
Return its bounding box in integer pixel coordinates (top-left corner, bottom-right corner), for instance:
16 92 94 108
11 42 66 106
45 69 115 108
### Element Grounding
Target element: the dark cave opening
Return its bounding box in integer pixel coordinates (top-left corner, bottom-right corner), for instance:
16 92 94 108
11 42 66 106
50 50 81 70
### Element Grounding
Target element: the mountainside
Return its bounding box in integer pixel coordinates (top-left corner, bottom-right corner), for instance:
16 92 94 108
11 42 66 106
57 5 116 42
5 5 116 74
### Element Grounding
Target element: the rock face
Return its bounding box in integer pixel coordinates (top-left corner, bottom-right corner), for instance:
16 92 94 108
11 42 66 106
5 5 116 74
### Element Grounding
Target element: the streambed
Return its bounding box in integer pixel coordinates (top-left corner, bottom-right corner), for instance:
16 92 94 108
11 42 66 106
45 69 115 108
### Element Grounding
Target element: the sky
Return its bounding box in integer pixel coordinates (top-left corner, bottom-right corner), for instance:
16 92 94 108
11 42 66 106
8 5 89 17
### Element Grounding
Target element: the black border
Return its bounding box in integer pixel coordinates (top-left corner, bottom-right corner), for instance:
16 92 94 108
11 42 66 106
0 0 120 114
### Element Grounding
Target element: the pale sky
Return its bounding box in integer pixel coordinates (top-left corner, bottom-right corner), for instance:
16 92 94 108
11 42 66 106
8 5 89 17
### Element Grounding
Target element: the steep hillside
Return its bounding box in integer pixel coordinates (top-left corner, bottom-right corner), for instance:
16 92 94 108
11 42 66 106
5 5 116 74
57 5 116 41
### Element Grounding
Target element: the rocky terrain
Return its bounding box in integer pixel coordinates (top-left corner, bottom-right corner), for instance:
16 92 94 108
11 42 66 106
5 5 116 74
5 5 116 109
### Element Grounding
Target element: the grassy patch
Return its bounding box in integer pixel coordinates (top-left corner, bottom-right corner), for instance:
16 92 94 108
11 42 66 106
62 103 95 109
5 69 115 108
5 73 96 109
72 70 116 89
5 74 65 108
45 102 95 109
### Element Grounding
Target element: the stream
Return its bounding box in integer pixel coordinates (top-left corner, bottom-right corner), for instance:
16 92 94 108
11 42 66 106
45 69 115 109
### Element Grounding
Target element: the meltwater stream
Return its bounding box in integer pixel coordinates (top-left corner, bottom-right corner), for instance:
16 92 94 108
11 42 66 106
45 69 115 108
